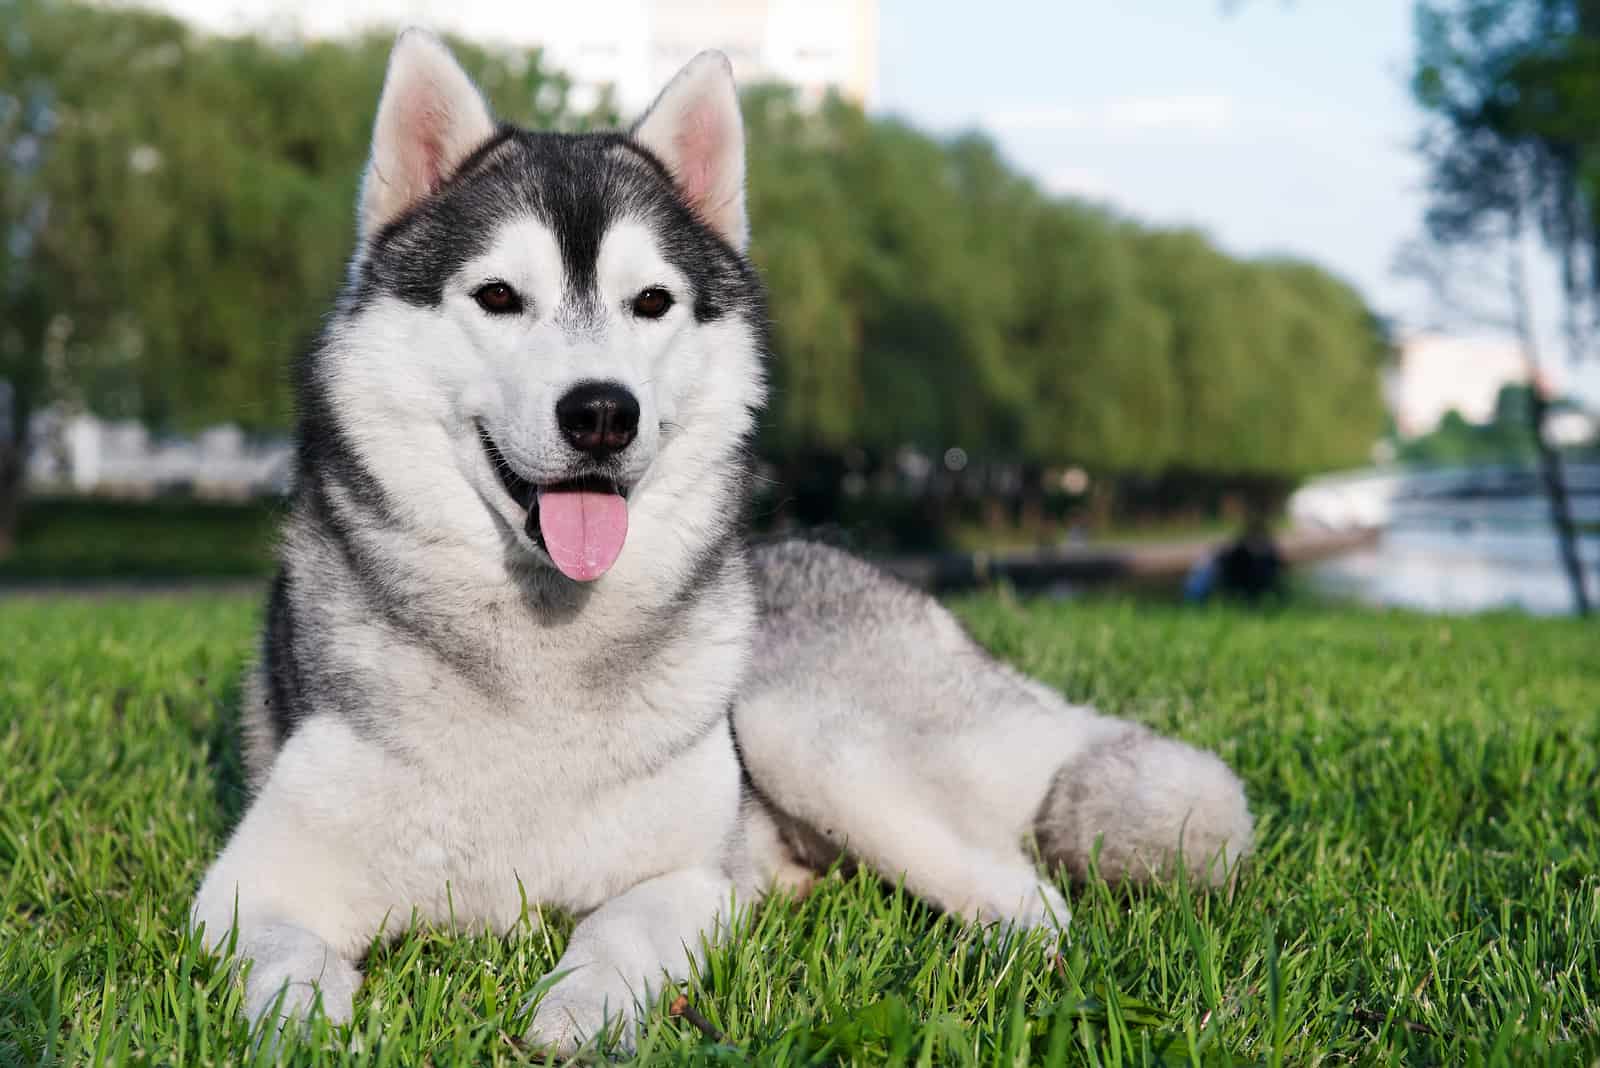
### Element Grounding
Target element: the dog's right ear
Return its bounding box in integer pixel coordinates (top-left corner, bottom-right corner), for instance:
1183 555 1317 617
358 29 496 241
633 51 748 251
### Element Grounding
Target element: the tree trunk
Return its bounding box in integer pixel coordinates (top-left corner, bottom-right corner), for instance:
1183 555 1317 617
1528 388 1591 616
0 436 23 559
0 380 30 559
1507 232 1592 616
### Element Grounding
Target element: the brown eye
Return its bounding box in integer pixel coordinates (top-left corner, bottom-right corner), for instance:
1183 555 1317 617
632 287 674 319
473 281 522 315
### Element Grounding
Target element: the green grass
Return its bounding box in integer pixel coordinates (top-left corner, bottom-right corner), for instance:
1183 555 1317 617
2 594 1597 1065
0 498 281 581
948 518 1253 554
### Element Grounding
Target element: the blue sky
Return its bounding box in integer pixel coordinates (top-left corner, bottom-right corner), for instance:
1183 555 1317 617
875 2 1600 408
877 1 1425 325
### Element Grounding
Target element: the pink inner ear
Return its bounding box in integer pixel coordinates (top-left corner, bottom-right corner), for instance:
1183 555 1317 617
398 86 452 196
672 100 728 216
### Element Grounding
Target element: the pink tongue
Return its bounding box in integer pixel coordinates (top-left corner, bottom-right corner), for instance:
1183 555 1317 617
536 487 629 582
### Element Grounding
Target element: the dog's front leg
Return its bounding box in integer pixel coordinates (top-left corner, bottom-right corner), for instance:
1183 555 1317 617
525 867 733 1052
191 722 389 1038
193 821 368 1037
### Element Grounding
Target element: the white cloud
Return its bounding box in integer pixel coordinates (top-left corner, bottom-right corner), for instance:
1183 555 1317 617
1104 93 1233 132
982 106 1085 132
1042 166 1115 200
984 94 1234 135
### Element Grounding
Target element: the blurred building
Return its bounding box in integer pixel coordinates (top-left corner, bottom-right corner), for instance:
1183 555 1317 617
26 410 291 499
1545 404 1600 447
1385 333 1553 438
132 0 880 113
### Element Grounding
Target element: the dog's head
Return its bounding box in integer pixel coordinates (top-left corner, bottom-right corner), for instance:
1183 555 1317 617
323 31 766 584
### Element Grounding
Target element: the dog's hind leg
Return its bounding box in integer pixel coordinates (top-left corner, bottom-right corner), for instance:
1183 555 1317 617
736 691 1071 932
813 762 1070 930
739 540 1254 922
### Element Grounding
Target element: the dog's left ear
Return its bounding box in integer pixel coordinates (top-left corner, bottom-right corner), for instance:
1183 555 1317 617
633 51 748 251
359 29 496 240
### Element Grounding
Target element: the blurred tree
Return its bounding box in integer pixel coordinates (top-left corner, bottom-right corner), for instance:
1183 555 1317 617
0 0 581 551
1411 0 1596 614
1014 206 1177 473
1135 229 1254 473
1 0 1389 555
1131 234 1386 478
744 88 868 456
743 85 1385 515
1397 384 1547 463
1261 258 1391 471
1 0 190 550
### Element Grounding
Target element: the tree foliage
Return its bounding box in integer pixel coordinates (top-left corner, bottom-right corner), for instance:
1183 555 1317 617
745 87 1386 479
2 0 581 433
1396 384 1549 463
2 0 1386 515
1411 0 1598 614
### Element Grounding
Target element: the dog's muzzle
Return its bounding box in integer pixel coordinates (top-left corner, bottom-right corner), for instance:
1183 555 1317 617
478 425 630 582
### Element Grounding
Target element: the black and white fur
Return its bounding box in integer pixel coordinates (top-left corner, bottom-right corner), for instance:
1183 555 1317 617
193 31 1254 1052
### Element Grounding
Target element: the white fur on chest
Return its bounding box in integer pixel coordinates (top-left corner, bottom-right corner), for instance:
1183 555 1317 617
201 709 742 959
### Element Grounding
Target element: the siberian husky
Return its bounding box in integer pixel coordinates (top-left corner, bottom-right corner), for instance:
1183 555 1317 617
192 30 1254 1051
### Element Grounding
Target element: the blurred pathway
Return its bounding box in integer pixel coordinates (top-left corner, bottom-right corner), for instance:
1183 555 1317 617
878 527 1377 593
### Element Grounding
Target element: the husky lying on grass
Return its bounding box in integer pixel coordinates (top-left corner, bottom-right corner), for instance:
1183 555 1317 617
192 30 1254 1051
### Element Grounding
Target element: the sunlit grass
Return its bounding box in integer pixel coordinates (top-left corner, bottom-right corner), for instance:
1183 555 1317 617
2 594 1596 1065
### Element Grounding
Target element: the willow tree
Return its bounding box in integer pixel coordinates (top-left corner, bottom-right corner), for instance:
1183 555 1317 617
0 1 578 550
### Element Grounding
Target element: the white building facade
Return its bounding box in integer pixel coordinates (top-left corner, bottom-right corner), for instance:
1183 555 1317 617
134 0 879 113
26 410 292 499
1386 333 1543 438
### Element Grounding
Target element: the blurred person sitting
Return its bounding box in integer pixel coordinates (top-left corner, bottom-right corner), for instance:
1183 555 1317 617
1185 516 1284 603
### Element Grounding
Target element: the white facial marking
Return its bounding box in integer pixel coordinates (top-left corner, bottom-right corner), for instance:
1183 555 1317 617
440 215 700 494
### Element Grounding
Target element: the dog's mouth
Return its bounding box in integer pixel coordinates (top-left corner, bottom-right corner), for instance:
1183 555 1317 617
478 425 630 583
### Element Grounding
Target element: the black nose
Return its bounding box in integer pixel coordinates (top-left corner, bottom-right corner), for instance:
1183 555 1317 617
555 381 640 459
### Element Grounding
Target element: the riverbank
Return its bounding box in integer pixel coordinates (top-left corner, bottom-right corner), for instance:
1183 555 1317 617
0 496 280 581
1307 522 1600 616
2 525 1378 602
878 526 1378 593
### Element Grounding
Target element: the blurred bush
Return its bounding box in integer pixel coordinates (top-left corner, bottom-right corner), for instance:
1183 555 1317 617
0 495 279 579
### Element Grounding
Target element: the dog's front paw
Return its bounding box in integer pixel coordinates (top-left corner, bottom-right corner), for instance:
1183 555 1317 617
524 975 636 1054
960 873 1071 934
240 925 361 1036
1000 880 1071 934
247 976 356 1038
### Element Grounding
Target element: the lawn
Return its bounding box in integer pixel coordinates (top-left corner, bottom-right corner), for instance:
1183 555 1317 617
1 593 1596 1065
